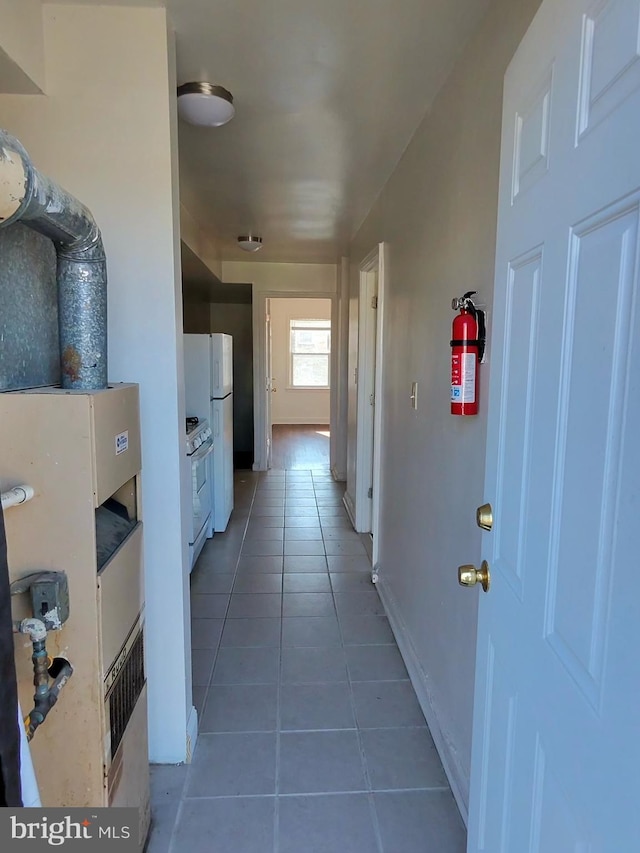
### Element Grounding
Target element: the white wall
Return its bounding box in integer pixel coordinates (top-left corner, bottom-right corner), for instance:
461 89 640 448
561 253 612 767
222 260 336 294
0 0 45 92
270 297 331 425
0 4 193 764
348 0 542 814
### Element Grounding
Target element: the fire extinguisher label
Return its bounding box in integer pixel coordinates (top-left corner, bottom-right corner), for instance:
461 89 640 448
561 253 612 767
451 353 476 403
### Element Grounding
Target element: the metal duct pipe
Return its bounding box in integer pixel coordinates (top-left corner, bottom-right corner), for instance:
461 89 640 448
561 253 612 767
0 129 107 390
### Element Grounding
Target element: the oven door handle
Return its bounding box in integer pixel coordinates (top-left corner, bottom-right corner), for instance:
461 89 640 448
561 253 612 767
190 439 213 463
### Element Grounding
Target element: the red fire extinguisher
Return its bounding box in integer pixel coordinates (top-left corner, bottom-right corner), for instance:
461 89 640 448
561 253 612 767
450 291 485 416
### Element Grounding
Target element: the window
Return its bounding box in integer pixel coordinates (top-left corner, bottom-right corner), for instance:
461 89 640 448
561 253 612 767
289 319 331 388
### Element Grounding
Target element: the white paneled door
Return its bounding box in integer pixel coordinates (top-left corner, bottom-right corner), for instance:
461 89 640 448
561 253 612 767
467 0 640 850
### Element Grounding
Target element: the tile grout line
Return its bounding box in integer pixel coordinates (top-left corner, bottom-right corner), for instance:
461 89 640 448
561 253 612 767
280 465 323 831
165 792 187 853
252 467 297 851
273 468 286 853
329 502 387 853
181 784 452 802
196 476 258 730
193 724 431 735
201 678 411 687
173 530 269 853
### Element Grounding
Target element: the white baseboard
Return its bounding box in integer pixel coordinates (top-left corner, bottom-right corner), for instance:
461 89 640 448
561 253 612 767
330 465 347 483
360 532 373 562
376 575 470 825
185 704 198 764
343 490 356 528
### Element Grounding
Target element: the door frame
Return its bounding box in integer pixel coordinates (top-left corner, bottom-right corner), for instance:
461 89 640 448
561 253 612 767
264 298 273 469
349 242 387 552
330 256 350 482
253 289 338 470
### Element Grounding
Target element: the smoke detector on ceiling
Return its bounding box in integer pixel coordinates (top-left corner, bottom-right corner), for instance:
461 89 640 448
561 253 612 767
177 82 235 127
237 235 263 252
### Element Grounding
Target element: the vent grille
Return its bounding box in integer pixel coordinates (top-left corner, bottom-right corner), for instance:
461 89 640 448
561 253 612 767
108 629 145 760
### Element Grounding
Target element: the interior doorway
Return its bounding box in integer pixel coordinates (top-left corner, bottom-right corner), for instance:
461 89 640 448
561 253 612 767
254 295 335 471
345 243 386 564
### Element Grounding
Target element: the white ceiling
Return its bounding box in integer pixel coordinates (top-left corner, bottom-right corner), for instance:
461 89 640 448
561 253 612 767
43 0 490 263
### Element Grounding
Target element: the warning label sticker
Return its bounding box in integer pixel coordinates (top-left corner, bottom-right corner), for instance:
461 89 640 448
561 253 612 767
451 353 476 404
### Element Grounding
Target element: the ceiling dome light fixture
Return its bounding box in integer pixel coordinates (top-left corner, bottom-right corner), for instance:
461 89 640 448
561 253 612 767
237 235 263 252
177 82 235 127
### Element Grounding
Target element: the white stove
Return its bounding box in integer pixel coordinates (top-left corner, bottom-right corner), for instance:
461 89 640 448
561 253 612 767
185 417 214 570
186 417 213 455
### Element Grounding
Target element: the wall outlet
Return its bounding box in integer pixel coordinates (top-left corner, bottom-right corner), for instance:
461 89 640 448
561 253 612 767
410 381 418 410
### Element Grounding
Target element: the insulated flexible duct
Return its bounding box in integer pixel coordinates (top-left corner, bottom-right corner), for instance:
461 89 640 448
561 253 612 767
0 129 107 390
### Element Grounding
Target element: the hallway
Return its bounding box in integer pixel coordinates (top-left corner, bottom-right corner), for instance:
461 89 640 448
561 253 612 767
148 464 466 852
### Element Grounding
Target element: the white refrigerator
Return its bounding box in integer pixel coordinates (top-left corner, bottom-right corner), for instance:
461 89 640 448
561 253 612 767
184 333 234 533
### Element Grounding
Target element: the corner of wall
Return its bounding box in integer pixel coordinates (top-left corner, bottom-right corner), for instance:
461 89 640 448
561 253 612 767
180 204 223 281
0 0 46 93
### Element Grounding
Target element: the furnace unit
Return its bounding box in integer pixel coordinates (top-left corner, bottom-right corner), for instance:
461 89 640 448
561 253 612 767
1 384 149 847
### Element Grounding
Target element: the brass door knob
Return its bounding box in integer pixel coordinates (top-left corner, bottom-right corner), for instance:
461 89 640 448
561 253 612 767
458 560 491 592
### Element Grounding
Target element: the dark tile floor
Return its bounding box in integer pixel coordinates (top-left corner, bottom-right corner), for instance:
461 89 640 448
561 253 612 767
147 467 466 853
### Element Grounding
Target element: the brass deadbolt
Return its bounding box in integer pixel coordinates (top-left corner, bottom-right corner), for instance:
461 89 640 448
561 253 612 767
476 503 493 531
